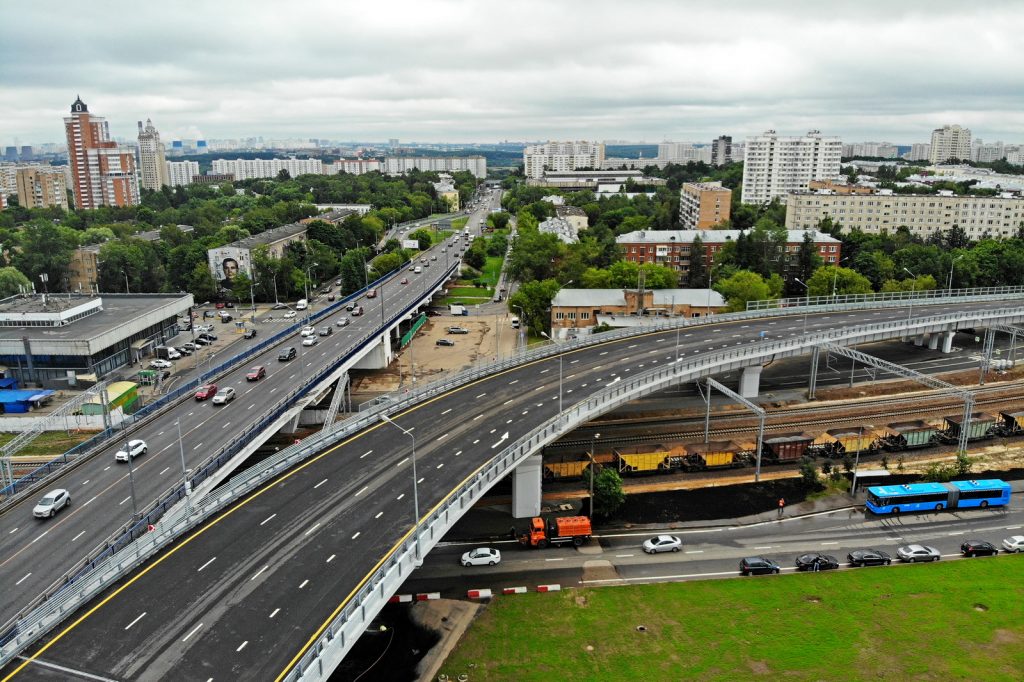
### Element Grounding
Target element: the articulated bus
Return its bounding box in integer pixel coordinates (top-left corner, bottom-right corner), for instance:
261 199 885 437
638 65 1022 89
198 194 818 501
866 479 1011 515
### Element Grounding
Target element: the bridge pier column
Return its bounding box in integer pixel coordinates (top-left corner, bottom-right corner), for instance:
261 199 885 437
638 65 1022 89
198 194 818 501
913 334 926 347
738 365 762 399
512 454 542 518
927 333 940 350
941 331 955 353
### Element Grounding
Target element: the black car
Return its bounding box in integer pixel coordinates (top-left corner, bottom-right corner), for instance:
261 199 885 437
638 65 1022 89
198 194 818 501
198 332 218 342
847 549 892 567
795 553 840 571
436 338 455 347
346 303 355 312
739 557 780 576
243 328 257 339
278 347 297 362
961 540 999 557
319 326 333 337
224 301 234 308
173 346 193 356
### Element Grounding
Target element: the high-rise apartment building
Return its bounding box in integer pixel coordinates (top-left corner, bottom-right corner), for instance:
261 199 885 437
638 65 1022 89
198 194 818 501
137 118 169 190
710 135 732 166
656 142 711 164
63 96 139 209
166 160 200 187
15 166 69 210
929 124 971 164
523 141 604 179
210 157 323 180
741 130 842 205
383 156 486 179
678 181 731 230
904 143 931 162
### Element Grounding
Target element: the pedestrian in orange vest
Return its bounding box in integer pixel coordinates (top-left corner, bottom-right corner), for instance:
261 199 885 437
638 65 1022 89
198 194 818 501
777 498 785 517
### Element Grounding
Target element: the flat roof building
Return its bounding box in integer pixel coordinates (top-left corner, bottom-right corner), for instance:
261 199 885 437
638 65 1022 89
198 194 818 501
742 130 842 205
207 223 308 292
550 288 726 340
524 141 604 179
679 181 731 230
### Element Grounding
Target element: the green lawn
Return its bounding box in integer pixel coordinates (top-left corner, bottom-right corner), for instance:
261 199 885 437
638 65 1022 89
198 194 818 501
439 558 1024 681
0 430 94 459
481 256 503 287
451 217 469 231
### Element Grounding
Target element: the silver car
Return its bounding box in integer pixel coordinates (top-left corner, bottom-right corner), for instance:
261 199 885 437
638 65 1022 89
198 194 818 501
33 489 71 518
212 387 236 405
1001 535 1024 553
642 535 682 554
896 544 941 563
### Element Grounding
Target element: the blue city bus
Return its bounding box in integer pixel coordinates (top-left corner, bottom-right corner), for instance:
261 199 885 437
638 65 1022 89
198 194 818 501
866 479 1012 514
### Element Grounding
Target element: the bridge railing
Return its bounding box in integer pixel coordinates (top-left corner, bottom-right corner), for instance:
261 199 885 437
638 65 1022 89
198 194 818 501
747 285 1024 310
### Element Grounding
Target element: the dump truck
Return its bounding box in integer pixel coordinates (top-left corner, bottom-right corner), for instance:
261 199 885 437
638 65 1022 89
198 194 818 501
514 516 592 548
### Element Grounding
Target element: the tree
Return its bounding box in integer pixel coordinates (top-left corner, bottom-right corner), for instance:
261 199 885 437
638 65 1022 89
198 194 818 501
369 252 404 280
805 265 873 298
186 262 218 303
410 229 433 250
487 211 510 231
0 267 31 297
276 169 291 181
506 279 560 334
714 270 771 312
463 238 487 270
231 271 253 304
592 467 626 518
786 232 823 296
12 221 78 291
686 235 707 288
880 274 937 292
798 456 820 489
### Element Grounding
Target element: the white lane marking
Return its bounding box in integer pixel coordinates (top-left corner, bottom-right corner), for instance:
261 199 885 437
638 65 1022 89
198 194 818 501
158 468 170 476
476 392 487 398
522 410 528 415
119 496 131 506
269 608 280 619
397 457 409 467
441 408 452 415
352 531 361 540
685 550 704 554
1007 525 1022 530
503 399 513 405
599 351 608 356
314 479 328 489
570 359 579 364
327 554 336 563
473 414 483 420
509 379 518 385
248 403 256 410
81 479 90 486
436 463 444 469
8 528 18 534
417 477 424 484
506 419 513 424
260 513 277 526
305 522 321 536
437 432 449 441
299 580 309 589
454 450 462 456
397 493 405 500
615 554 634 558
15 573 31 586
157 431 165 437
237 640 249 652
540 369 549 374
193 443 203 451
103 466 110 471
72 530 85 542
360 450 372 459
375 512 383 519
197 557 217 572
754 546 775 550
821 541 839 546
124 612 147 630
545 558 564 562
627 344 637 348
182 622 203 642
473 439 480 444
188 412 194 417
355 486 368 496
250 566 269 581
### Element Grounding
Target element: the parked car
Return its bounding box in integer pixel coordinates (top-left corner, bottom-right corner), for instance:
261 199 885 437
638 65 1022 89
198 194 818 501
181 342 199 352
149 359 172 369
436 338 455 347
283 310 297 319
336 318 350 327
1002 535 1024 553
193 337 210 346
224 301 234 308
243 328 257 339
115 439 148 462
33 489 71 518
319 326 333 337
215 302 225 309
847 549 892 567
300 326 316 337
195 384 218 401
173 346 193 356
896 544 941 563
335 279 342 286
246 365 266 381
960 540 999 557
219 314 233 323
212 387 236 405
195 324 214 333
795 553 840 571
203 310 217 319
642 535 682 554
739 557 780 575
327 294 336 302
272 302 288 310
198 333 218 343
302 336 318 347
279 347 297 361
460 547 501 567
446 326 469 334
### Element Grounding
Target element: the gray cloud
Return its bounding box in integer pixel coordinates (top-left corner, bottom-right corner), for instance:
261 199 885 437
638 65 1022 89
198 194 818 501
2 0 1024 145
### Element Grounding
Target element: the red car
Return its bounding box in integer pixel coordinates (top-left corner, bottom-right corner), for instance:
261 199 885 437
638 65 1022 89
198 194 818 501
246 366 266 381
215 302 225 309
194 384 218 401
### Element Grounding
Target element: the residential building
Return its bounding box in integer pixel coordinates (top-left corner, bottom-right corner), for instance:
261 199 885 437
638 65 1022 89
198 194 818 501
523 141 604 179
312 203 373 216
210 157 323 181
15 166 69 209
971 139 1005 163
711 135 732 166
300 208 356 225
166 160 200 187
550 288 726 339
807 180 875 195
383 156 486 179
555 205 588 233
617 229 842 275
538 217 578 244
525 170 666 192
904 143 932 162
63 96 139 209
432 174 460 211
192 173 234 185
741 130 842 204
678 181 731 230
786 188 1024 239
69 226 194 292
656 142 711 164
601 156 672 170
542 195 565 206
136 119 169 190
1007 149 1024 167
929 124 971 164
842 141 900 158
324 158 381 175
207 222 308 292
0 164 17 203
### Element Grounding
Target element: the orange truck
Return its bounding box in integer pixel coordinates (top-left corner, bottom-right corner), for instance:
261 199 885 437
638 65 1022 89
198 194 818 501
515 516 592 548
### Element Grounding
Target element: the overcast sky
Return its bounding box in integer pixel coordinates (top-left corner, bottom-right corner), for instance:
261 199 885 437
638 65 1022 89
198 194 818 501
3 0 1024 146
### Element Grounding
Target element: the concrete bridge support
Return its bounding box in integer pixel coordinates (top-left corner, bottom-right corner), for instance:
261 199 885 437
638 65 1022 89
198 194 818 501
353 332 394 370
512 453 543 518
738 365 762 399
941 330 955 353
927 333 940 350
913 333 926 347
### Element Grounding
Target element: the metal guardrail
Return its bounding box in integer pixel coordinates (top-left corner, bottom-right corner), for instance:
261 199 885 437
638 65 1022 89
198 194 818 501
748 285 1024 310
4 299 1024 669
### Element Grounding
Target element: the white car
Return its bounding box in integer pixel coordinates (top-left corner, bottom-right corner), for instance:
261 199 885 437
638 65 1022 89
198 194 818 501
283 311 297 319
1002 535 1024 553
149 359 172 369
336 318 349 327
461 547 501 567
642 535 682 554
212 387 236 405
300 326 316 337
33 488 71 518
195 324 214 333
115 439 148 462
302 336 318 347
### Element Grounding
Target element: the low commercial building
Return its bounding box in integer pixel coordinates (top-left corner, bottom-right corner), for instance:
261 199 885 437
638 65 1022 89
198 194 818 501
432 174 460 211
312 203 373 216
207 222 308 292
301 208 357 225
538 217 578 244
678 181 731 230
525 170 666 192
0 293 193 386
550 288 726 340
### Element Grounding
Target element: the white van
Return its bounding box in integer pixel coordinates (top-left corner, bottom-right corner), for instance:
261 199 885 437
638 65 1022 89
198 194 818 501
296 299 308 310
510 316 520 329
414 266 422 274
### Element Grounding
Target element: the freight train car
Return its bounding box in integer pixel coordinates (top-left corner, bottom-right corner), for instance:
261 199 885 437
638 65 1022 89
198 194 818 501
614 444 687 475
682 441 749 471
811 428 880 458
879 420 940 451
762 433 815 462
940 412 997 444
997 410 1024 436
542 460 592 480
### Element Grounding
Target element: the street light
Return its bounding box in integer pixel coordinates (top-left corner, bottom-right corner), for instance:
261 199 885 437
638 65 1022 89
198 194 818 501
903 267 917 323
123 436 139 520
176 418 192 517
793 278 810 334
540 331 562 415
588 433 601 518
831 256 850 302
380 414 421 563
513 305 525 352
947 255 964 292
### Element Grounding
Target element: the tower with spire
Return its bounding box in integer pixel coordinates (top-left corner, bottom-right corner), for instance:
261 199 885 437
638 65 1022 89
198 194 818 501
137 118 169 190
63 96 139 209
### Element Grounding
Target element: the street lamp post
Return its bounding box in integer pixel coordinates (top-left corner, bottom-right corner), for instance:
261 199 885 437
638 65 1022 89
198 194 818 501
123 437 139 520
831 256 849 303
947 255 964 292
514 305 525 352
540 332 562 415
903 267 917 323
176 418 192 516
793 278 810 334
380 415 421 563
589 433 601 518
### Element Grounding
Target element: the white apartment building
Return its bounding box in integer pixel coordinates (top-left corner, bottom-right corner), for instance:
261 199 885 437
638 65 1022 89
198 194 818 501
656 142 712 164
210 157 323 181
325 158 381 175
929 125 971 164
904 143 932 162
842 142 899 158
136 119 169 190
741 130 842 205
786 189 1024 239
166 160 200 187
523 141 604 179
383 156 486 179
971 139 1005 164
1006 149 1024 167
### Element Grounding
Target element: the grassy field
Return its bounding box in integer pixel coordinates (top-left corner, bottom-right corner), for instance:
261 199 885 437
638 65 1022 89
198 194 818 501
439 558 1024 681
451 216 469 231
0 431 94 459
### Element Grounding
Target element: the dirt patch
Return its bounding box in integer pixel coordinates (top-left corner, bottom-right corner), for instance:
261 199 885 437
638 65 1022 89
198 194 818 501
607 478 812 524
748 660 771 675
991 629 1019 644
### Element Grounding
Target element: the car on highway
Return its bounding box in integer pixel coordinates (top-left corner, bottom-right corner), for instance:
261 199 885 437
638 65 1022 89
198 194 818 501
283 311 297 319
460 547 501 567
795 553 840 571
739 557 780 575
436 338 455 347
300 326 316 337
960 540 999 557
115 439 148 462
335 279 342 286
278 347 297 361
430 255 437 261
366 288 377 299
194 384 218 401
246 366 266 381
1002 535 1024 553
149 359 172 369
346 303 355 312
212 387 236 405
896 544 941 563
446 326 469 334
400 277 408 285
351 306 363 316
243 328 257 339
273 302 288 310
33 489 71 519
847 549 892 567
327 294 335 302
302 336 318 347
642 535 682 554
336 318 349 327
319 326 333 337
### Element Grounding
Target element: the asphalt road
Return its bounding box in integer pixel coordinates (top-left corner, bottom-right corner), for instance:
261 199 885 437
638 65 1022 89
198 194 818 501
0 204 498 627
6 299 1023 681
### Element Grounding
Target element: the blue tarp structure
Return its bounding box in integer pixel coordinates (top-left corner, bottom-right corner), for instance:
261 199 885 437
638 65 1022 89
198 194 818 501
0 389 55 413
0 378 18 390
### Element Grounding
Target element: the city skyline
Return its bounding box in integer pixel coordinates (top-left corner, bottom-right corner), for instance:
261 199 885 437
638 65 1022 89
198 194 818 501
3 1 1024 146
